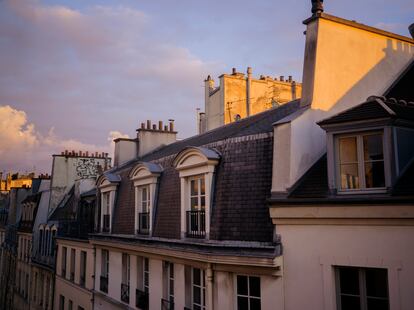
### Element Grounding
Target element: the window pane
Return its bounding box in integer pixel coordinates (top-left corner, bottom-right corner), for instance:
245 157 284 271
341 295 361 310
237 276 248 295
365 162 385 188
339 267 359 295
363 134 383 161
340 164 359 189
193 286 201 304
191 179 198 196
191 197 198 209
200 196 205 209
367 298 389 310
193 268 201 285
249 276 261 297
365 268 388 298
339 137 358 163
237 297 249 310
141 187 147 200
250 298 261 310
200 177 205 195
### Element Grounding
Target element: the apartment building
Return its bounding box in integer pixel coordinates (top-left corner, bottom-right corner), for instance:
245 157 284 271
199 67 302 134
268 2 414 310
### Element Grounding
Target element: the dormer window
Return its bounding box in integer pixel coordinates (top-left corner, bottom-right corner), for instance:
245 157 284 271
97 173 121 233
337 132 385 190
173 146 220 239
129 162 162 236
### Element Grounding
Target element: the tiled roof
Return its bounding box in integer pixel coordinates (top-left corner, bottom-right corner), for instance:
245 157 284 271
318 97 414 126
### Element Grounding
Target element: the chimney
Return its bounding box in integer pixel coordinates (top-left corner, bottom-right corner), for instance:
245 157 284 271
113 137 138 167
246 67 252 117
280 76 284 82
300 4 414 112
232 67 237 75
136 119 177 157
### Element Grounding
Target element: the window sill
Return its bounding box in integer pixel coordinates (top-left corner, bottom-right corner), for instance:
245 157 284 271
337 187 387 195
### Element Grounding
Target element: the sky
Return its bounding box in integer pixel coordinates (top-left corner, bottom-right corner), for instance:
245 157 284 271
0 0 413 174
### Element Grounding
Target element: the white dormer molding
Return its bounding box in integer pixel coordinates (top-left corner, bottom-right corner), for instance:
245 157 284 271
129 162 163 235
97 173 121 233
173 147 220 239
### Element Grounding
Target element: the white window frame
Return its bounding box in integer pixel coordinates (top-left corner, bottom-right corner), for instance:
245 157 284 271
335 266 389 310
98 178 117 233
191 267 206 310
234 274 261 310
330 129 391 194
173 147 219 239
130 163 162 236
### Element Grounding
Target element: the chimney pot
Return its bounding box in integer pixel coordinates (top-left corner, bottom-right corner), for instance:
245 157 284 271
288 75 292 82
311 0 324 15
280 76 285 82
86 151 89 157
95 152 98 157
159 121 163 130
146 120 151 129
164 125 168 131
409 23 414 39
61 151 64 155
232 68 236 75
168 119 174 132
141 123 145 129
152 124 157 130
65 150 68 155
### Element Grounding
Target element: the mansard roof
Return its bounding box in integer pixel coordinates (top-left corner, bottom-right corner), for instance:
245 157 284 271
101 99 302 243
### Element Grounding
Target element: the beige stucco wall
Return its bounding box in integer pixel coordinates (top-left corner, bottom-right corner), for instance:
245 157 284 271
54 239 95 310
276 223 414 310
273 16 414 194
93 246 283 310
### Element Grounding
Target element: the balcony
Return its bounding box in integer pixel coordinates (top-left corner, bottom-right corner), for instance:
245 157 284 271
136 289 149 310
186 210 205 238
161 298 174 310
102 215 110 233
100 276 108 293
138 212 150 235
121 283 130 303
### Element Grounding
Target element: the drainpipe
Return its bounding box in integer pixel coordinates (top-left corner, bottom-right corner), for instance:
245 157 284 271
246 67 252 117
207 263 214 310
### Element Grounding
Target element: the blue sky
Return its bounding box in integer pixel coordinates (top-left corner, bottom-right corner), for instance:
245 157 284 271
0 0 413 172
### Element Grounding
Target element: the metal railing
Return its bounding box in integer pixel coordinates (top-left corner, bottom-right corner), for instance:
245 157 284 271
186 210 206 238
121 283 130 303
100 276 108 293
138 212 150 234
102 214 110 232
161 298 174 310
136 288 149 310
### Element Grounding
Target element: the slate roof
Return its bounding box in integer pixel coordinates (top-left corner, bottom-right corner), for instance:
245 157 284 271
104 99 303 243
318 96 414 126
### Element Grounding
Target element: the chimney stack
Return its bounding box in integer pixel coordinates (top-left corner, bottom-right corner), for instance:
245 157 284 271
232 67 237 75
169 119 174 132
311 0 324 15
246 67 252 117
146 120 151 130
280 76 285 82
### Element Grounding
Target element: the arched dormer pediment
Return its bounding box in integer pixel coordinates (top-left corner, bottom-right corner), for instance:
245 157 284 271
129 162 163 181
97 172 121 192
173 146 220 173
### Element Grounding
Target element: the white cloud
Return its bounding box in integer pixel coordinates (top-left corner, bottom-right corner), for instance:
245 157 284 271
0 105 121 173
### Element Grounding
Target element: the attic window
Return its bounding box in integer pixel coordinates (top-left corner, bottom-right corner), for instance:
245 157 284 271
337 132 385 191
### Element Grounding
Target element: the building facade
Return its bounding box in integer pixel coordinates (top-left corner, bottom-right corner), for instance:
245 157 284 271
199 67 302 134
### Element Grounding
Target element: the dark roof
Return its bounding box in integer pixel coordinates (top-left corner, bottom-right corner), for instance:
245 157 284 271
392 158 414 196
385 59 414 101
111 99 302 168
288 154 329 198
107 100 303 243
318 96 414 126
81 188 96 197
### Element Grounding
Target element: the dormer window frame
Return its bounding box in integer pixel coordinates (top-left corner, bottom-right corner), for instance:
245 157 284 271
327 126 393 195
129 162 162 236
97 174 120 234
173 147 220 240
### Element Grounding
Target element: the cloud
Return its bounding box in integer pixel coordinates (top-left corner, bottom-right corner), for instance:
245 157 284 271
0 105 123 173
0 0 220 156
